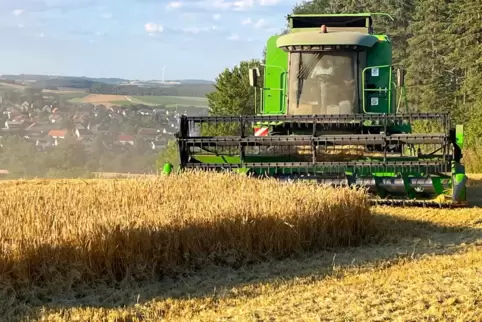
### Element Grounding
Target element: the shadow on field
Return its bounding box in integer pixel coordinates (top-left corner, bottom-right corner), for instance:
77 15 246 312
467 175 482 187
6 213 482 321
467 181 482 207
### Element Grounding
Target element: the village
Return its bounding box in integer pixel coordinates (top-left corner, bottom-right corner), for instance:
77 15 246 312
0 94 202 153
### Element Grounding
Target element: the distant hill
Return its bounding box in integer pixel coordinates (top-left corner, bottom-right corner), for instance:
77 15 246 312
172 79 214 85
0 74 127 85
0 74 213 86
0 74 215 98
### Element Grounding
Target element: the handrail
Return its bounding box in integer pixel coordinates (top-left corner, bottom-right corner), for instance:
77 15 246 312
369 13 395 21
362 65 392 114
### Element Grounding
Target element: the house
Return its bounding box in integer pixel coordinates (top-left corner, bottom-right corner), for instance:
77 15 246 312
137 108 153 116
13 113 30 121
3 106 21 120
20 101 30 111
153 108 167 114
5 120 29 130
117 107 128 116
115 134 135 146
48 129 68 140
162 128 175 136
49 114 63 124
93 122 110 133
150 140 167 151
35 137 55 150
25 122 57 137
75 128 94 140
42 105 52 113
137 128 161 137
47 129 69 146
109 106 127 116
24 123 53 140
154 135 169 144
108 112 123 120
73 112 90 124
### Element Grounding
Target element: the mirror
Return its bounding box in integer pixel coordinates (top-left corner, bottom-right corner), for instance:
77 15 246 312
249 68 260 87
397 68 405 87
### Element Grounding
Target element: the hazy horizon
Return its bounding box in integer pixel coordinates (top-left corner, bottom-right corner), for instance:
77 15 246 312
0 72 214 82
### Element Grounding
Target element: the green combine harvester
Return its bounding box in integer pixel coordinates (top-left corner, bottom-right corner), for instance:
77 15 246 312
172 13 468 207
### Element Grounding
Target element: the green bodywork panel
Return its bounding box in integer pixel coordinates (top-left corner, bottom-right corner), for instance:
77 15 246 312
456 124 464 148
364 36 394 114
262 35 288 115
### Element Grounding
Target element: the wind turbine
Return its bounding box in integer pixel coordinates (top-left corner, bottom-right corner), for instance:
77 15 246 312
162 65 167 84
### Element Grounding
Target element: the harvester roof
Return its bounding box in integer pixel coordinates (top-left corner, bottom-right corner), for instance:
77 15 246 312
276 30 379 51
278 13 391 51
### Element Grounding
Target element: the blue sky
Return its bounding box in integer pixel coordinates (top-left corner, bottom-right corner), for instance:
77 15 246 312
0 0 301 80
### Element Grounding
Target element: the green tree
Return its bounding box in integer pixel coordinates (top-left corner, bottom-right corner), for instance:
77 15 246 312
206 59 262 116
0 136 39 178
405 0 457 115
203 59 262 135
449 0 482 120
156 139 180 171
448 0 482 170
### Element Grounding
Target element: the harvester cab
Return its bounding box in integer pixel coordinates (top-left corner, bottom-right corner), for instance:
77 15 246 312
173 13 468 207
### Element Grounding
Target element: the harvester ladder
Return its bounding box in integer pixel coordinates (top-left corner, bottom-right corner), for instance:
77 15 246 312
362 65 392 114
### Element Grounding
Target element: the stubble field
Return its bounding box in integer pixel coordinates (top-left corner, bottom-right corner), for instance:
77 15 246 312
1 172 481 321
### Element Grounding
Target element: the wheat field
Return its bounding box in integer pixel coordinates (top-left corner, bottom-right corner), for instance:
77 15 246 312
0 171 374 321
1 172 482 321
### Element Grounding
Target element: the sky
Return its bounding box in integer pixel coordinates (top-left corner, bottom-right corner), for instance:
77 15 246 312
0 0 302 81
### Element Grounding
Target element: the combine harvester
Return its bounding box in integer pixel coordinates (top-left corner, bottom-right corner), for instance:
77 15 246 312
172 13 468 207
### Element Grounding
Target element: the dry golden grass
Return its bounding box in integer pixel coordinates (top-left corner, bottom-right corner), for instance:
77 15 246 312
2 172 482 321
0 171 372 319
37 247 482 322
22 202 481 322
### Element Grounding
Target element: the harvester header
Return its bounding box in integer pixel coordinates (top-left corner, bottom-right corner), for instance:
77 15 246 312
171 12 468 207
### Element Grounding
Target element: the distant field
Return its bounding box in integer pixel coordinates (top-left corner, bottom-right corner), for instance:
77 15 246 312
57 92 88 100
0 82 89 94
0 82 26 90
44 87 88 94
132 95 208 107
67 94 208 108
0 82 208 108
